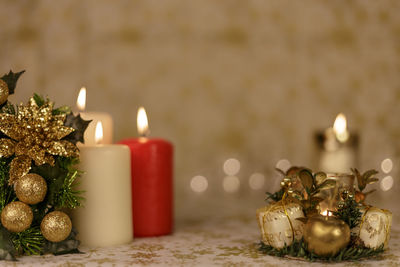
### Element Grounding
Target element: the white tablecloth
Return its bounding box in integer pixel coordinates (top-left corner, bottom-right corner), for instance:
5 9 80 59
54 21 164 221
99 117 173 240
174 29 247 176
3 214 399 266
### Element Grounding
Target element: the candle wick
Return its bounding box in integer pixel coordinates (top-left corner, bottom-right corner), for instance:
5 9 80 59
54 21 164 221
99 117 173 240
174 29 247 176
139 129 150 138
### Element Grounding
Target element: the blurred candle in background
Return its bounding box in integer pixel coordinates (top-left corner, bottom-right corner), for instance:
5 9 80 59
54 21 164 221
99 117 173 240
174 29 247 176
315 113 359 173
119 107 173 237
72 122 133 247
76 87 113 145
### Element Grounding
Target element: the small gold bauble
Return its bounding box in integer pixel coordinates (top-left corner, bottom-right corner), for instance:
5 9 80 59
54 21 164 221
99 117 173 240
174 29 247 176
1 201 33 233
0 79 9 105
40 211 72 242
304 215 350 257
15 173 47 204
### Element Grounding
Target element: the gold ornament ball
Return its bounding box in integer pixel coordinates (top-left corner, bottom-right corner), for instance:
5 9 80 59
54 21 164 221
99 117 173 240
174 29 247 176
1 201 33 233
15 173 47 204
0 79 9 105
304 215 350 257
41 211 72 242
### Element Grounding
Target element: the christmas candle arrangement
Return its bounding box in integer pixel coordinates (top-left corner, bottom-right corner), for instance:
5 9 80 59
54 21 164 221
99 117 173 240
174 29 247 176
73 122 133 247
258 166 392 262
315 113 358 173
119 107 173 237
76 87 113 145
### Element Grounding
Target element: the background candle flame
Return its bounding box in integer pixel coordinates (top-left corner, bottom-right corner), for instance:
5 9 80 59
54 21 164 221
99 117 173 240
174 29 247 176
137 107 149 137
333 113 349 143
321 210 333 216
77 87 86 111
95 121 104 144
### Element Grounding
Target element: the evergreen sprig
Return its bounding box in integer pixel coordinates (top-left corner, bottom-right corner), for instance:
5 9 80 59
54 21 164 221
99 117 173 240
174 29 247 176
54 168 84 209
333 197 362 229
265 188 285 203
0 157 15 212
31 157 84 210
258 240 385 262
11 227 44 256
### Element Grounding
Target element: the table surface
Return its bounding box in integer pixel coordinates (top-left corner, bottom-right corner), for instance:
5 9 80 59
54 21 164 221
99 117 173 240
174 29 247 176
3 213 400 267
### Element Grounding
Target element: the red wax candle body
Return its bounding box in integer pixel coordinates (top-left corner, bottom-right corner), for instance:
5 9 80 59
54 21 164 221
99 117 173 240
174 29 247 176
118 137 173 237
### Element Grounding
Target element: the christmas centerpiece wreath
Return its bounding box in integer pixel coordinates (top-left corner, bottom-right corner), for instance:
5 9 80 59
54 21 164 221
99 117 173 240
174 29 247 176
0 70 90 260
257 166 392 262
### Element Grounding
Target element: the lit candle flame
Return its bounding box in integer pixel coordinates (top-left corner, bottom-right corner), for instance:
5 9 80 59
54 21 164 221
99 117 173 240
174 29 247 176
77 87 86 111
333 113 349 142
95 121 103 145
321 210 333 216
137 107 149 137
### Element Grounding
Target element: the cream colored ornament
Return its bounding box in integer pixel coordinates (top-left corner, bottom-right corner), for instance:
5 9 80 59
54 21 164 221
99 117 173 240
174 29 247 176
353 206 392 249
257 199 304 249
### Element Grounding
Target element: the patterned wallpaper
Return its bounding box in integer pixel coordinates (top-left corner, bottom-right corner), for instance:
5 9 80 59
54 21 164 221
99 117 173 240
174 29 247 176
1 0 400 219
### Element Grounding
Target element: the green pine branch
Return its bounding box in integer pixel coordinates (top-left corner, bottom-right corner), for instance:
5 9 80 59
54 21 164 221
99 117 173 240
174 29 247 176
0 157 15 213
333 197 362 229
265 188 285 202
258 239 384 262
11 227 44 256
54 168 84 209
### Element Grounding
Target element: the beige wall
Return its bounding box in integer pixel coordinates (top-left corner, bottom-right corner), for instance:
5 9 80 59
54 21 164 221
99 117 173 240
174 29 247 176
1 0 399 219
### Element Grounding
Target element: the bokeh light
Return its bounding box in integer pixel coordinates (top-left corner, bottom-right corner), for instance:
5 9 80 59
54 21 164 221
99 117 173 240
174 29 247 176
275 159 291 172
381 158 393 174
380 176 394 191
249 173 265 190
223 158 241 176
190 176 208 193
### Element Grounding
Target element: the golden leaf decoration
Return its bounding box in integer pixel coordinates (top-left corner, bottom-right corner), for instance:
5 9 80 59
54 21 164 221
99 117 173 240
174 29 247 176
0 139 16 158
9 155 31 185
0 97 78 185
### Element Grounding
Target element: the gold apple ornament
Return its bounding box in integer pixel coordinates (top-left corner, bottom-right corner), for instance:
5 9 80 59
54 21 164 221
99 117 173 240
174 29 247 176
303 215 350 257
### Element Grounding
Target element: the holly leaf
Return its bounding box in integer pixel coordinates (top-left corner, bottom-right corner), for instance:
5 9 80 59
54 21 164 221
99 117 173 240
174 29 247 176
0 70 25 95
63 113 91 145
0 226 16 260
42 228 82 256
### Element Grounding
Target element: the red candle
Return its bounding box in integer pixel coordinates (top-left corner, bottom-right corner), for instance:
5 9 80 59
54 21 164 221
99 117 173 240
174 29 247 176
118 107 173 237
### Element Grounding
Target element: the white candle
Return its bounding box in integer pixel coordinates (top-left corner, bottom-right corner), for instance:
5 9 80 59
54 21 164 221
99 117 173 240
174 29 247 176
76 87 113 145
317 113 358 173
72 122 132 247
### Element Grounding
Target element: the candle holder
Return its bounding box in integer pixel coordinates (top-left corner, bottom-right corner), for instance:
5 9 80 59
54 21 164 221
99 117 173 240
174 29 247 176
257 165 392 262
314 127 359 173
317 173 355 213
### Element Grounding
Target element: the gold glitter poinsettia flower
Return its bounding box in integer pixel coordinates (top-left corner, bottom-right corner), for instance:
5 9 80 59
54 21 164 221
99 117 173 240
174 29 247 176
0 97 78 185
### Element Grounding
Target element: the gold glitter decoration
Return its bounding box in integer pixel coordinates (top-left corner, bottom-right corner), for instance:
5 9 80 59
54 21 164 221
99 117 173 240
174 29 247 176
0 96 79 185
40 211 72 242
15 173 47 204
0 79 9 105
1 201 33 233
0 138 16 158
